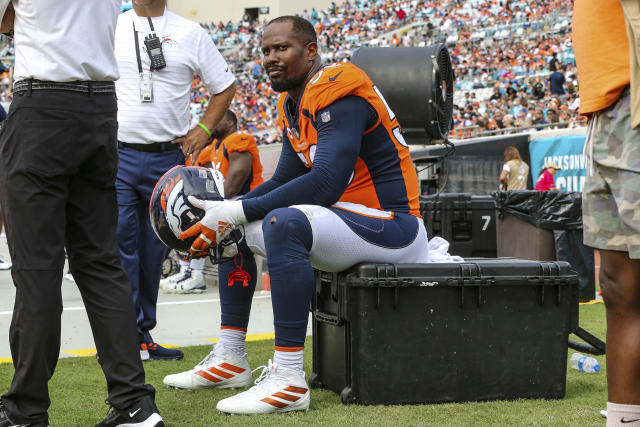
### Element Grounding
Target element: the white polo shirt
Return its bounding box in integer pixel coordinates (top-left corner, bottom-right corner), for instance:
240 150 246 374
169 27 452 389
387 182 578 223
0 0 120 82
115 9 235 144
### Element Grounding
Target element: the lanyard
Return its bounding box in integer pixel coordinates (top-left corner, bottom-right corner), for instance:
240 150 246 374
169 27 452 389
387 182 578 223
132 17 157 74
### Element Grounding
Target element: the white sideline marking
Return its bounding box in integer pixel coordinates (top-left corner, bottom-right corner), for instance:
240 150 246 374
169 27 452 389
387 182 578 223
0 295 272 316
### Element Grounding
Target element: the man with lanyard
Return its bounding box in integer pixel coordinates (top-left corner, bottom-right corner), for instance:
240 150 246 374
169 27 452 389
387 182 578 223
161 110 263 295
0 1 162 426
178 16 429 414
114 0 235 360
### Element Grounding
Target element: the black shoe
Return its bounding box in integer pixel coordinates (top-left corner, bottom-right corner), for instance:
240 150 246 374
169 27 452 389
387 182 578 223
95 395 163 427
0 403 48 427
0 404 17 427
146 342 183 361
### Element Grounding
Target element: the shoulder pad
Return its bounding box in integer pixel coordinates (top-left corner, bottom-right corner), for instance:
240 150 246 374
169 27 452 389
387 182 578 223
302 63 371 115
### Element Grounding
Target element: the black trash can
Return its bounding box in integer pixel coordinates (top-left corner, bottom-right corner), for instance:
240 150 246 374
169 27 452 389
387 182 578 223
492 190 595 302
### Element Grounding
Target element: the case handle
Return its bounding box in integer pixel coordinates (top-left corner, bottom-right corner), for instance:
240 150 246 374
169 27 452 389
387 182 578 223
313 309 343 326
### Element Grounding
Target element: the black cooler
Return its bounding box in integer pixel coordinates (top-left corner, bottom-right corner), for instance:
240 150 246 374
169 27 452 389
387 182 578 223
309 259 579 405
420 194 497 257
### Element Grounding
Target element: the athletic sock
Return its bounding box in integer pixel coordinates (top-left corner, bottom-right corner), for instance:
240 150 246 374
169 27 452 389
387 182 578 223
219 327 247 356
273 348 304 374
179 258 189 268
607 402 640 426
190 257 206 270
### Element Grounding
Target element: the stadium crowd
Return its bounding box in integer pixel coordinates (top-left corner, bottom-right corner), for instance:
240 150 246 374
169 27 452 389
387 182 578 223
0 0 585 142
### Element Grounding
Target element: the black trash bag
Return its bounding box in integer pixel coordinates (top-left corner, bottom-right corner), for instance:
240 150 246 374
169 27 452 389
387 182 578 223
492 190 595 301
491 190 583 230
554 229 595 302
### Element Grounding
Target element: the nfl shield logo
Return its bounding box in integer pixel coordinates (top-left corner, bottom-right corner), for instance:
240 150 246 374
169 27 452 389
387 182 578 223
320 111 331 123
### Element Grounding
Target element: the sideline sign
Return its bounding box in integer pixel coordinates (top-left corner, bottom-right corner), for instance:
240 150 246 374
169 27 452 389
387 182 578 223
529 135 587 192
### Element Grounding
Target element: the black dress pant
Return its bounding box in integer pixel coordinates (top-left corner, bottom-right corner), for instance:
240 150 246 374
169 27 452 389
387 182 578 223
0 89 154 424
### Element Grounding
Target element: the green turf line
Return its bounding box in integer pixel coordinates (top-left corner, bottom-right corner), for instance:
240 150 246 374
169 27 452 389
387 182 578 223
0 304 607 426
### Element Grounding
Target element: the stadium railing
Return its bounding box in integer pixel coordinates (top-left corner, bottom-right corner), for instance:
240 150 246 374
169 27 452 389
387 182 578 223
472 121 586 138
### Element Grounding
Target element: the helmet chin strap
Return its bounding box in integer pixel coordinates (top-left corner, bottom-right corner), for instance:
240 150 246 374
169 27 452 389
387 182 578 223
207 226 246 264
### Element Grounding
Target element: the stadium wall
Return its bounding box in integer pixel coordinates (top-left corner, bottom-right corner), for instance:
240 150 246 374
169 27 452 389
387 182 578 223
166 0 334 24
256 128 588 195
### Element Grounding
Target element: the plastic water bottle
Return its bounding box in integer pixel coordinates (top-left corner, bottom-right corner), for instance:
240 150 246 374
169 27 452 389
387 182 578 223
570 353 600 373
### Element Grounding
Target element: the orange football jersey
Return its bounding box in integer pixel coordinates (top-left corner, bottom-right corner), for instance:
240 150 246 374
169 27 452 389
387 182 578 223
184 143 215 167
276 62 421 217
210 132 264 194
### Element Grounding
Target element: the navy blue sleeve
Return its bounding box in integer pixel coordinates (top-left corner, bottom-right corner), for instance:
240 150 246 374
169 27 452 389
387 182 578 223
240 131 308 199
242 96 374 222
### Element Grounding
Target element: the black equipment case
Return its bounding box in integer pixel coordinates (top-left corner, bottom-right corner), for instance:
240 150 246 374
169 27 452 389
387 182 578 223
420 194 497 258
309 259 579 405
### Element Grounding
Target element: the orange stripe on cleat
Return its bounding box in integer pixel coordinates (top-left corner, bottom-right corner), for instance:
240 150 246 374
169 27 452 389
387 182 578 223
195 370 221 383
261 397 288 408
284 386 308 394
207 366 234 379
219 362 245 373
220 326 247 332
272 392 300 402
274 346 304 352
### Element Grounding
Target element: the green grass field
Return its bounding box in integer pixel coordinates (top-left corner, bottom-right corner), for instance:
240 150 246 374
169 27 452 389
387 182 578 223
0 302 607 426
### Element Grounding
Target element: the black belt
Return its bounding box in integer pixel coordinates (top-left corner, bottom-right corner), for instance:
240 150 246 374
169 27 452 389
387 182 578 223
13 79 116 94
118 141 180 153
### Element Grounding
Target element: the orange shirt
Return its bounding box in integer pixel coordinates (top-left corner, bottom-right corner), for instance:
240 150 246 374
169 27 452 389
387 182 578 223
573 0 630 114
209 132 264 194
184 143 214 167
276 63 421 217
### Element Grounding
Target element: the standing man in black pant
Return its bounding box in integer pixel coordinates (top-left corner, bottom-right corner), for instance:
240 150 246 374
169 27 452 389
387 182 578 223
0 1 163 426
114 0 235 360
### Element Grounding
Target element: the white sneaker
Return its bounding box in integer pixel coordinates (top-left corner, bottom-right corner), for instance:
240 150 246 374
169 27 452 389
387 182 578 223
159 265 189 290
216 360 310 415
0 256 11 270
164 269 206 294
163 344 251 389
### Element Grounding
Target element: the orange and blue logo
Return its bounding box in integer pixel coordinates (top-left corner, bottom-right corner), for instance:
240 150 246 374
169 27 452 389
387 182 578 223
161 36 177 46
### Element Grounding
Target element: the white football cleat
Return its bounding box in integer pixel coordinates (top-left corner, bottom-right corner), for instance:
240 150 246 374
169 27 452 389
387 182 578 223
216 360 310 415
0 256 12 270
164 269 206 294
159 265 189 290
163 344 251 390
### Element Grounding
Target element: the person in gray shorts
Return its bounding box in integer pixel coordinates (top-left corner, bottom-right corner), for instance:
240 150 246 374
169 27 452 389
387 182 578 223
575 0 640 424
583 89 640 260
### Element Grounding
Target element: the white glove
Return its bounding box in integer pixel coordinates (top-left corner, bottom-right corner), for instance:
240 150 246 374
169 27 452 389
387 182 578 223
179 196 247 257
